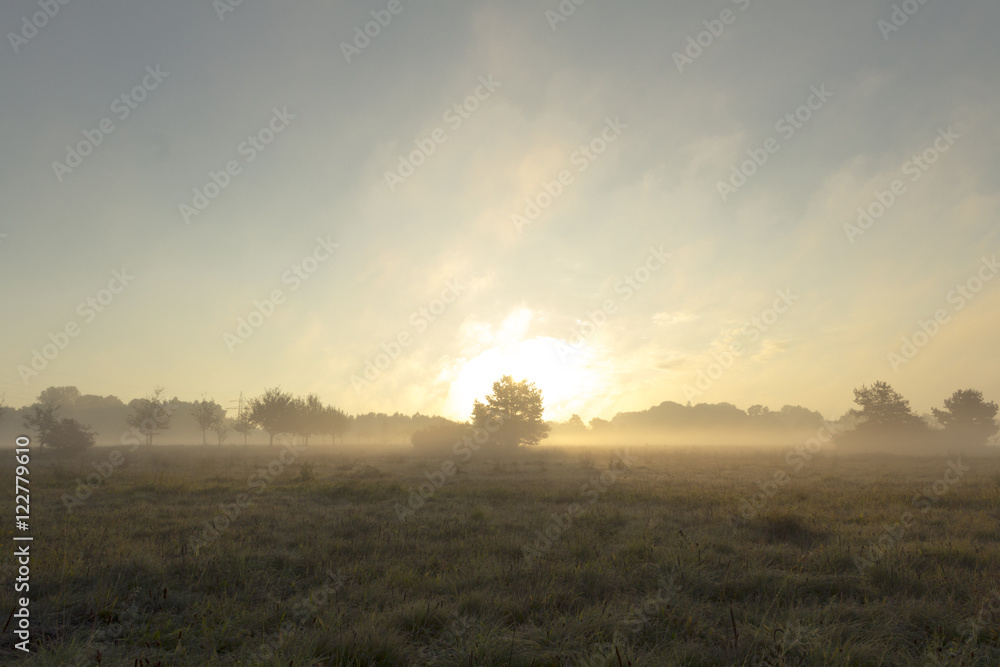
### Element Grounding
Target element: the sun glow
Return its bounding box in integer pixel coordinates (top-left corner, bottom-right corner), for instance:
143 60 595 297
441 309 606 422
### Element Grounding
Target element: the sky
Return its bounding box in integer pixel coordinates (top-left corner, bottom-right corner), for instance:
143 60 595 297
1 0 998 423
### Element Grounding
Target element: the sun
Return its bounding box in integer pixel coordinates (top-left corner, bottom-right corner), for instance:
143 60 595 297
441 310 606 422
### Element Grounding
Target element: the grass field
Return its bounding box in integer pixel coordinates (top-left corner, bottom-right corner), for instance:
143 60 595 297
3 442 1000 666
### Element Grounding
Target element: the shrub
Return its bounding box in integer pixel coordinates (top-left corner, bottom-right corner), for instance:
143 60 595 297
48 417 96 452
411 421 471 456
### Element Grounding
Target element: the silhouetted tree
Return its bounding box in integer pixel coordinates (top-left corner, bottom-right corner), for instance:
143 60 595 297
47 418 96 452
23 403 59 448
471 375 550 451
37 386 80 408
233 415 255 445
292 394 325 445
932 389 999 448
589 417 611 431
320 405 349 445
212 417 232 446
776 405 825 430
248 387 295 446
0 394 6 425
850 381 927 431
126 387 173 447
191 398 226 445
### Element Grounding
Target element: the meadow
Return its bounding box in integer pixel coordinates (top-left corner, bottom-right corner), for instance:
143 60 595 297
3 442 999 666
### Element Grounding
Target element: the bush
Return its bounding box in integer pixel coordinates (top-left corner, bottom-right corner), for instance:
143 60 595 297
410 421 471 456
297 461 315 483
48 417 96 452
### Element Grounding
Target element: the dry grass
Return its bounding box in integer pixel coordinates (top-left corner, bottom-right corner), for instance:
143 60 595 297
3 443 1000 665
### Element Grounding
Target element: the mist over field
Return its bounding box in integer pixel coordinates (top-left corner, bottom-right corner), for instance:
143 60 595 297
2 0 1000 665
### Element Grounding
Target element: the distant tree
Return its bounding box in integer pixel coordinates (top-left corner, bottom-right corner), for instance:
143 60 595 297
589 417 611 431
471 375 550 451
126 387 173 447
0 394 6 425
37 386 80 408
212 417 232 446
191 398 226 445
233 415 255 445
23 403 59 448
776 405 825 430
248 387 295 446
747 405 770 418
320 405 349 445
850 381 927 431
47 418 96 452
932 389 999 448
564 414 588 431
353 413 386 443
292 394 325 445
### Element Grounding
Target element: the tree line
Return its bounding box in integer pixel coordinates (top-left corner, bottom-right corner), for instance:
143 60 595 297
5 379 998 454
7 386 352 452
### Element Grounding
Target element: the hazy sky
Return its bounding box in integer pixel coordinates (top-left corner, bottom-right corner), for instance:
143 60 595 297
2 0 998 423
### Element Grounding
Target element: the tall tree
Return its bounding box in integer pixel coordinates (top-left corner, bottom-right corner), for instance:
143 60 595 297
850 381 926 431
471 375 550 451
932 389 999 447
37 386 81 408
126 387 173 447
248 387 295 446
191 397 226 445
